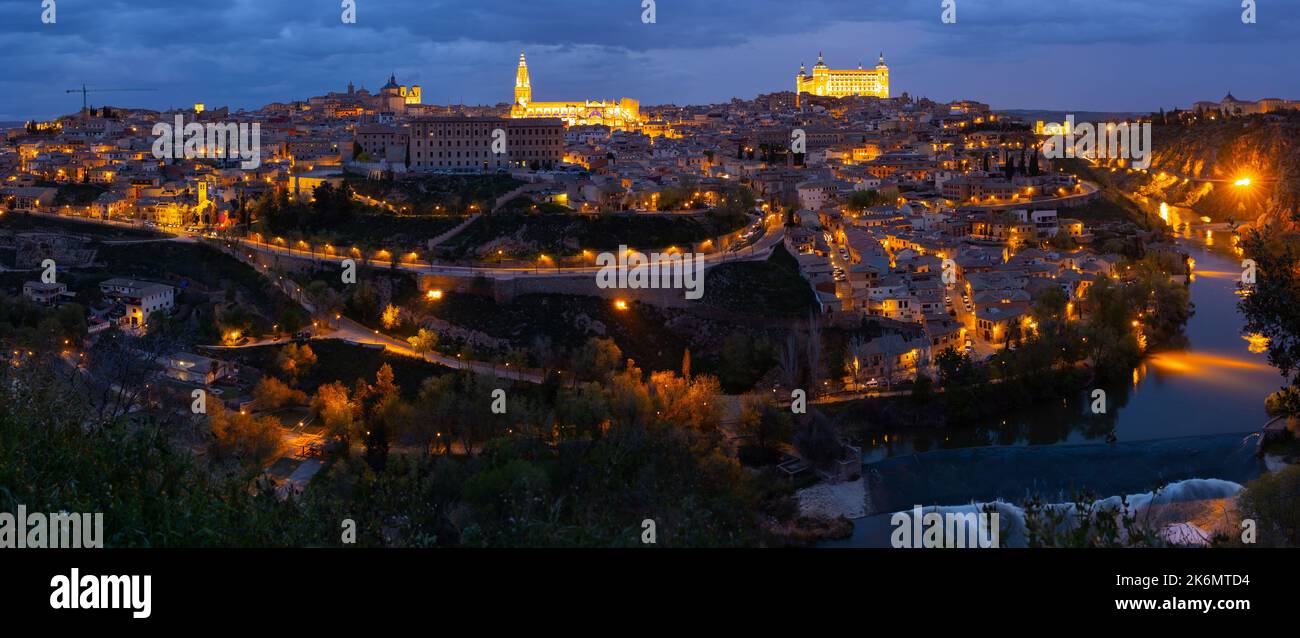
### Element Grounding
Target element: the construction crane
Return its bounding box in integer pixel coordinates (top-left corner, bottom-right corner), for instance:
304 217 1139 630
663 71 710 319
65 84 157 112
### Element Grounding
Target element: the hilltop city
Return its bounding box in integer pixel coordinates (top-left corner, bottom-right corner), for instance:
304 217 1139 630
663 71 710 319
3 48 1298 549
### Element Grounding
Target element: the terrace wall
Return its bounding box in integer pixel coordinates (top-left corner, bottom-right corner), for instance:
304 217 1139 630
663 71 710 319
418 273 699 308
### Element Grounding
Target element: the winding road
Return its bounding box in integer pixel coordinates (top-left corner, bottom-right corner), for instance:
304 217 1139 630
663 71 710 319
15 208 786 387
231 217 786 279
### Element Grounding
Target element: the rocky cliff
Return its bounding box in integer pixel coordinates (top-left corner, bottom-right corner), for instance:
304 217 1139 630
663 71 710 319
1118 112 1300 233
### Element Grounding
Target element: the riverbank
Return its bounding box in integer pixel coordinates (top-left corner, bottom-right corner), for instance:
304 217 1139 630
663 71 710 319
816 235 1276 545
824 476 1249 548
795 477 868 519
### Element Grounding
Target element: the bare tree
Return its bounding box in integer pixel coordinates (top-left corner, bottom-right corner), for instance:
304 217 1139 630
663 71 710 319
778 330 801 390
881 352 896 392
85 326 185 429
846 335 872 388
804 313 823 395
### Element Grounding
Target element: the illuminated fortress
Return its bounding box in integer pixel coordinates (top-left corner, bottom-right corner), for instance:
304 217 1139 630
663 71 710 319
796 52 890 105
509 51 642 129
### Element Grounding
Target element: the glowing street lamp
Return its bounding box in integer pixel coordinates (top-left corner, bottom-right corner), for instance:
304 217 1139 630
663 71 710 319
1234 177 1252 187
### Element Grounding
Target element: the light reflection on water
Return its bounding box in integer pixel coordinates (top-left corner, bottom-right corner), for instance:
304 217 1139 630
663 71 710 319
1146 351 1273 374
861 235 1274 453
843 232 1277 511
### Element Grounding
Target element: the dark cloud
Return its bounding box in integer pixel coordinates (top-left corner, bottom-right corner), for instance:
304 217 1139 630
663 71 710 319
0 0 1296 119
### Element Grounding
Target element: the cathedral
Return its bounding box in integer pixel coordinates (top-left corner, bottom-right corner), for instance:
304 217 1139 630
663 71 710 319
377 73 421 113
509 51 641 130
795 52 890 106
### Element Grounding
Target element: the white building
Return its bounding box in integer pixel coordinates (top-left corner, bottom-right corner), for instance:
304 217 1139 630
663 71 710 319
100 278 174 330
163 352 231 385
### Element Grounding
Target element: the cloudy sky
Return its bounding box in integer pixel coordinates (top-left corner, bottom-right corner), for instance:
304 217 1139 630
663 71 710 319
1 0 1297 121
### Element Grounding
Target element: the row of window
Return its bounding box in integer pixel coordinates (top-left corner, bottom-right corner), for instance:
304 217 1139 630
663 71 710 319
410 126 559 134
412 139 557 147
412 150 560 159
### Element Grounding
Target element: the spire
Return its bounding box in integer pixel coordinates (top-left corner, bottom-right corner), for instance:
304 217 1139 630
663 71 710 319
877 52 886 66
514 50 532 106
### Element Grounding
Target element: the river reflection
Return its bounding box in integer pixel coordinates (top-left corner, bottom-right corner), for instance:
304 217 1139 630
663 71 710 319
825 217 1277 546
849 232 1279 470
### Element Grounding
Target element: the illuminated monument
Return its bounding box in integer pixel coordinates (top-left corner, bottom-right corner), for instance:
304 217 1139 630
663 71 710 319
377 73 421 113
795 52 890 106
510 51 642 129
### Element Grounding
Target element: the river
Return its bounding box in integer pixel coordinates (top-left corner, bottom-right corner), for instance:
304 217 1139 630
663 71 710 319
825 231 1277 547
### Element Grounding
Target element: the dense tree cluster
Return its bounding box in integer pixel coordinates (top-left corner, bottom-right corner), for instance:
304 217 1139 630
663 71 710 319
254 183 360 235
0 345 766 547
1240 229 1300 415
928 258 1191 424
0 293 87 352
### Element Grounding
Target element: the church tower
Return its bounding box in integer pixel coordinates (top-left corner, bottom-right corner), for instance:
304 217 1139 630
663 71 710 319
514 51 532 107
875 52 890 99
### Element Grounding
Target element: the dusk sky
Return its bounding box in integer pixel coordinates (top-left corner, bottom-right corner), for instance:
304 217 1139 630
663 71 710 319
1 0 1298 121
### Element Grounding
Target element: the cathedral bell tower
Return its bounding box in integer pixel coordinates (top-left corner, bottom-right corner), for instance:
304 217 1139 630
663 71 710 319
515 51 532 107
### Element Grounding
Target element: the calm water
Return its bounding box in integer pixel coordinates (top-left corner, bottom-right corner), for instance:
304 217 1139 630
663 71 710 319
828 235 1276 546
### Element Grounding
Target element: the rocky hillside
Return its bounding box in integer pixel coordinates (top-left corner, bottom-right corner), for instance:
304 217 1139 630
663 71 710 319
1117 112 1300 232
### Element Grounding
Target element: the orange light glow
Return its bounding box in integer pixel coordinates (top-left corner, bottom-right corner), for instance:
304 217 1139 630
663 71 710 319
1147 351 1273 374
